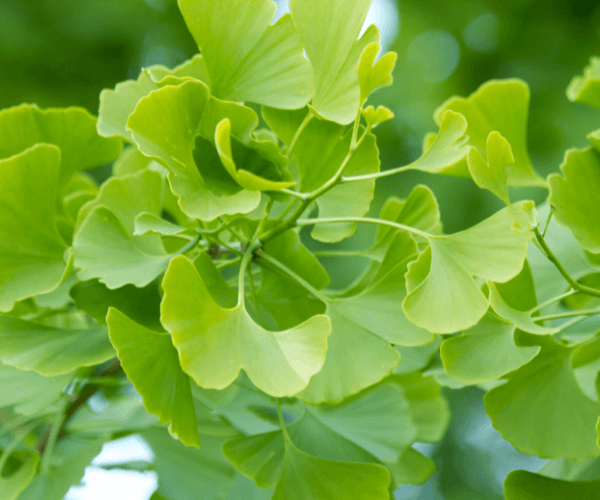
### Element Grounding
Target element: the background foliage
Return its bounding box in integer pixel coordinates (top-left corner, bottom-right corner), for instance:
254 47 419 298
2 0 600 498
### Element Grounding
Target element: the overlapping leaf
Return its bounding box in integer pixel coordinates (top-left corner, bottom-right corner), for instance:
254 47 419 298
0 450 38 500
73 169 172 288
107 308 200 447
434 79 546 187
358 42 397 106
0 104 121 184
0 362 72 415
0 145 69 312
161 255 331 397
504 470 600 500
566 56 600 111
179 0 312 109
549 146 600 253
290 0 377 123
403 201 537 333
0 316 114 376
484 335 600 459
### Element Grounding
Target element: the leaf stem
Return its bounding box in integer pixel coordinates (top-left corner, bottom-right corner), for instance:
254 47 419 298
534 228 600 298
259 253 329 303
286 110 314 159
238 241 262 307
215 256 242 270
280 189 307 200
40 398 68 474
340 164 413 184
296 216 432 240
541 205 556 239
176 234 202 256
276 399 291 440
535 308 600 322
0 422 38 475
247 262 266 326
529 289 579 314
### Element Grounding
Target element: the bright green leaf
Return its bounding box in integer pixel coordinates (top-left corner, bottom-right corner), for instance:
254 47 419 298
403 201 537 334
358 43 397 105
362 105 394 128
434 79 546 187
126 80 261 220
107 308 200 448
179 0 312 109
290 0 377 124
566 56 600 111
467 131 513 205
0 316 114 376
161 255 331 397
504 469 600 500
0 144 68 312
549 146 600 253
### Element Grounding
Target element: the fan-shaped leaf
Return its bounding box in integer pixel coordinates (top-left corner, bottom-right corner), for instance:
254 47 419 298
504 469 600 500
566 56 600 111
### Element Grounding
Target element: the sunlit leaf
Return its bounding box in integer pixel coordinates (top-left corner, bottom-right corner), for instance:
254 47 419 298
161 255 331 397
107 308 200 447
362 105 394 128
358 42 397 105
549 146 600 253
290 0 377 124
467 131 513 205
434 79 546 187
566 56 600 111
403 201 537 334
0 316 114 376
504 469 600 500
126 80 262 220
179 0 312 109
0 145 68 312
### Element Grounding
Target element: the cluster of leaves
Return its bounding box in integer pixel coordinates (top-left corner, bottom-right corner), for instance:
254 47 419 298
1 1 600 499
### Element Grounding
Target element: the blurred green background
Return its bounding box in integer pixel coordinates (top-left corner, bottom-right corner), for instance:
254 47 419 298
2 0 598 498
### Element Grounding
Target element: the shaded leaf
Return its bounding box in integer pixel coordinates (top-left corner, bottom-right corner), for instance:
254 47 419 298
0 451 38 500
504 469 600 500
566 56 600 111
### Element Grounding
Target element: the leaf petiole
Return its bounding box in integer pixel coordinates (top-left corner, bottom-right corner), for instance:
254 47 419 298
296 216 432 240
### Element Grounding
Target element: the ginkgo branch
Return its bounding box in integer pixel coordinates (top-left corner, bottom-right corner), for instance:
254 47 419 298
286 109 314 159
528 289 578 314
534 308 600 322
534 227 600 298
40 398 68 474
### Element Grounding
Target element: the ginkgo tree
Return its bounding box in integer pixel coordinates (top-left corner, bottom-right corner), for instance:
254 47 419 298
1 0 600 499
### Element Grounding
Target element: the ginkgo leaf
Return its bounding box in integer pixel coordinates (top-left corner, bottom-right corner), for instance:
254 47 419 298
362 105 394 128
290 0 377 124
406 110 471 177
440 313 540 384
133 213 191 237
504 469 600 500
70 279 162 331
98 57 207 142
126 80 262 220
297 233 430 405
358 42 397 105
107 308 200 447
0 361 72 415
258 230 329 330
403 201 537 334
467 131 513 205
0 451 38 500
161 255 331 397
434 79 546 187
549 146 600 253
0 104 121 185
179 0 312 109
484 335 600 459
566 56 600 111
0 316 115 376
0 144 69 312
73 170 172 288
214 119 294 191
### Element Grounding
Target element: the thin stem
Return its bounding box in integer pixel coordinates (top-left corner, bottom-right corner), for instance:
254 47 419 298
534 228 600 298
341 164 414 184
276 399 290 440
312 249 365 258
277 198 299 222
41 398 68 474
176 234 202 256
259 253 328 302
542 205 556 239
216 256 242 270
350 108 362 151
556 315 590 333
529 289 578 314
247 262 266 326
286 110 314 158
238 241 262 307
280 189 307 200
296 216 432 240
535 308 600 322
216 236 244 257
